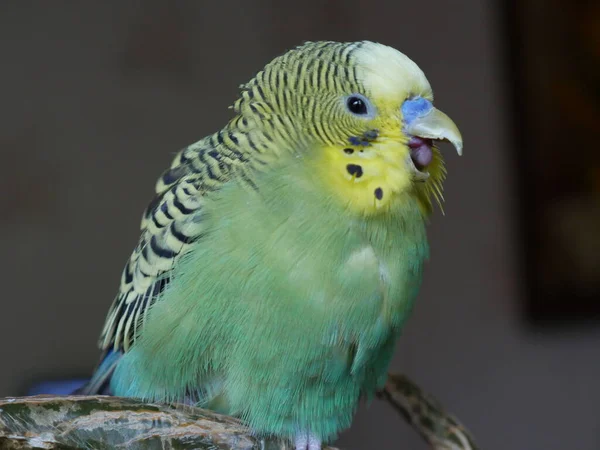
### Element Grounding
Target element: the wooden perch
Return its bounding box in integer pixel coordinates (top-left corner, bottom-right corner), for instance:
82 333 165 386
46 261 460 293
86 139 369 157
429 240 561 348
0 373 478 449
380 373 478 450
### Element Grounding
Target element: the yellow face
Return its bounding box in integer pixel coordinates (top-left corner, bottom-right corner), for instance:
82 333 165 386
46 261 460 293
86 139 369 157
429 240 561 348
307 42 462 216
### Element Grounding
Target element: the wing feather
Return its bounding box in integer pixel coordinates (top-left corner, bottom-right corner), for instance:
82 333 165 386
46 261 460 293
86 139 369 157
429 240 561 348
99 134 245 352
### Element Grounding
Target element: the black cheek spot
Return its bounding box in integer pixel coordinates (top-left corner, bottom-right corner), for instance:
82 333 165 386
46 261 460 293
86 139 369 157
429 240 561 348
343 148 354 154
363 129 379 141
346 164 363 178
374 187 383 200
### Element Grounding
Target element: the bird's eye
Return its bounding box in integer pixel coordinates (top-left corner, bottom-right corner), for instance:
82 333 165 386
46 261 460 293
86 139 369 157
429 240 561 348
345 94 373 117
347 96 367 114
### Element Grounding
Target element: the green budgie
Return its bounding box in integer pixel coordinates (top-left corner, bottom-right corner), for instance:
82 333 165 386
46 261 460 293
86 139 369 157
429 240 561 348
81 41 463 450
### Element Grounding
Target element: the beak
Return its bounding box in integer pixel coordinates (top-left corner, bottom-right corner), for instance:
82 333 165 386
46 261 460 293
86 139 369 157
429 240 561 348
405 107 463 156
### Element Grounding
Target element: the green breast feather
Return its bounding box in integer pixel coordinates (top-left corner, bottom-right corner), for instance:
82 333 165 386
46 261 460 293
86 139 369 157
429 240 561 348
110 156 429 442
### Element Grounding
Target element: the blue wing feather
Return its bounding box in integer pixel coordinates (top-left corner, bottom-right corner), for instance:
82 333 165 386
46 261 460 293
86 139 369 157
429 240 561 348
76 349 123 395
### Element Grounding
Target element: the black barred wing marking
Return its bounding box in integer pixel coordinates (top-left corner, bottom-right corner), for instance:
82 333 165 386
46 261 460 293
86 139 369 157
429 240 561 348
100 136 240 352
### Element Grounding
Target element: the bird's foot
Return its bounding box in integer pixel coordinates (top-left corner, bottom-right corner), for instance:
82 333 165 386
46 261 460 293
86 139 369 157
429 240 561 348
294 431 321 450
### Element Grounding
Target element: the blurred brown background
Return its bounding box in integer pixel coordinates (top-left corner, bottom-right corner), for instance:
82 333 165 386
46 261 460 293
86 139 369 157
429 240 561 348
1 1 599 450
509 0 600 322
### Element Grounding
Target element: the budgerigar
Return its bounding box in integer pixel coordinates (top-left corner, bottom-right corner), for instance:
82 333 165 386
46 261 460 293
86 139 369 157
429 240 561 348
81 41 463 450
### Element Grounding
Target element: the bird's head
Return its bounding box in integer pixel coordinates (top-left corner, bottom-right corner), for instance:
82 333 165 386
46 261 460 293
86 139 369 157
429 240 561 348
232 41 462 216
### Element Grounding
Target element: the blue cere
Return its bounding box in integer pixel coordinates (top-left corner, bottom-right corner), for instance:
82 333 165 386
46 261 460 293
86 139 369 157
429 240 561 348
401 97 433 124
